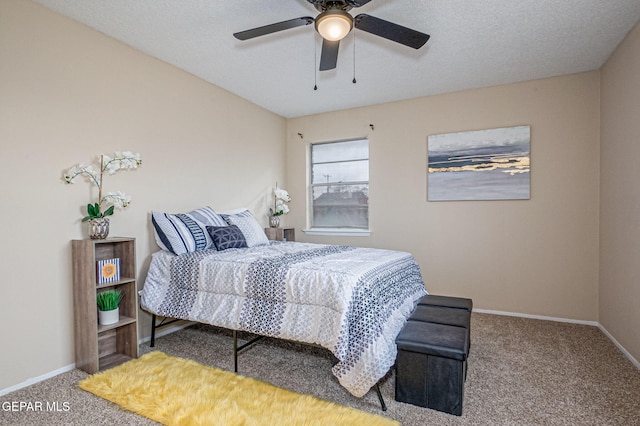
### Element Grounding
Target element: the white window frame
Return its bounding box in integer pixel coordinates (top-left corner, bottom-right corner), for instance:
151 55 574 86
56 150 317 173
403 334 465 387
303 138 371 237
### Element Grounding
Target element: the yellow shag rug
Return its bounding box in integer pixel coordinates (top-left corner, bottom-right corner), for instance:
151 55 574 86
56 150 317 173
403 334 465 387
79 351 399 426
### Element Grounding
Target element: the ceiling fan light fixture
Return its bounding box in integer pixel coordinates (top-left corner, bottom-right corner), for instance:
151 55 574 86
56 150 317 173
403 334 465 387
315 9 353 41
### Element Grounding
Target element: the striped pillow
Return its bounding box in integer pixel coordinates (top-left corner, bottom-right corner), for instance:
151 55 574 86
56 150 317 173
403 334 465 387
152 206 227 255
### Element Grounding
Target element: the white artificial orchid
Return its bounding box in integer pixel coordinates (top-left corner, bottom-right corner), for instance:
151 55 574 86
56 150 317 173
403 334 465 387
270 184 291 217
274 188 291 202
62 151 142 221
64 163 101 187
103 151 142 174
103 191 132 209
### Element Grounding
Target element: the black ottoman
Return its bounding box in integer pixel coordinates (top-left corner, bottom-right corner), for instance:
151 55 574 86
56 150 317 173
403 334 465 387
417 294 473 312
410 305 471 328
409 304 471 353
395 320 469 416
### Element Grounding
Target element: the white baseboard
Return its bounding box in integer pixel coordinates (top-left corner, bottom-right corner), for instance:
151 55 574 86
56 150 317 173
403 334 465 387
0 363 76 397
2 314 637 397
473 308 599 326
0 321 193 397
597 323 640 369
138 320 194 344
473 308 639 368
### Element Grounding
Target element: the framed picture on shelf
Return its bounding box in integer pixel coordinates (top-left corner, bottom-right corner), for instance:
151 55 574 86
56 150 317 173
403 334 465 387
97 258 120 284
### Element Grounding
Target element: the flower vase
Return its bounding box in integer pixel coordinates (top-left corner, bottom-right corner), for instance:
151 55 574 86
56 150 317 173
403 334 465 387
269 215 280 228
98 307 119 326
89 218 110 239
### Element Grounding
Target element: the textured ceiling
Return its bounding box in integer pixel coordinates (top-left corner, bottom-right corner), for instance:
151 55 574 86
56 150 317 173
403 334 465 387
33 0 640 118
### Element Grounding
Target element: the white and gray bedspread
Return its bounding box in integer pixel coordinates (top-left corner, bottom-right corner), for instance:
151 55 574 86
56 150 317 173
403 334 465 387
140 241 427 397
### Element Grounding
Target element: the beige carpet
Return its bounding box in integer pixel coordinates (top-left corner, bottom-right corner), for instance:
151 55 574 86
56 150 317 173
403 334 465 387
2 313 639 425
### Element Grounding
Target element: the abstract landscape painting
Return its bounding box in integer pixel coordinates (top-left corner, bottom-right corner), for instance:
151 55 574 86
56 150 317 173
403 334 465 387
428 125 530 201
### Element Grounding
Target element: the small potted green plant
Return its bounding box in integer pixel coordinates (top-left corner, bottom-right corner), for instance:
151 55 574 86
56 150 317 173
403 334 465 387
96 289 123 325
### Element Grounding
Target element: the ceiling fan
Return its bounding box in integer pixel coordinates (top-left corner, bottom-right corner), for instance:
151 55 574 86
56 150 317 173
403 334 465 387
233 0 430 71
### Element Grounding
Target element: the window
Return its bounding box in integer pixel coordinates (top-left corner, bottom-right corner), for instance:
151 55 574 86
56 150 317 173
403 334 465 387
310 139 369 230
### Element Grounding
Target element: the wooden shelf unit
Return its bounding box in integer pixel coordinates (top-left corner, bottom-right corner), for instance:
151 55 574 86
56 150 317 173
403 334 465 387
72 237 138 374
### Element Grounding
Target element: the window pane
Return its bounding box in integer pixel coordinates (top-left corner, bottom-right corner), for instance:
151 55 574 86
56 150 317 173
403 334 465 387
312 184 369 228
312 159 369 184
310 139 369 230
312 139 368 163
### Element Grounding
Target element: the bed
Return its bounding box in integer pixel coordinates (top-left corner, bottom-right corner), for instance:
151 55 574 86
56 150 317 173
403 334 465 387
140 207 427 399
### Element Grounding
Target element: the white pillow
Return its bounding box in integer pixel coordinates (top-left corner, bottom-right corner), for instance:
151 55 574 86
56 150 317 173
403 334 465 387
220 209 269 247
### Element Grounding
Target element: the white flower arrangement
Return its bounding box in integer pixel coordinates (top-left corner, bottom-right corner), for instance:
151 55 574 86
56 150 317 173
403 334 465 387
270 184 291 217
63 151 142 221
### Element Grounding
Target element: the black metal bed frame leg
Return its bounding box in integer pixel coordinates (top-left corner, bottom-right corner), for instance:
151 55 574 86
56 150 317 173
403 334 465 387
375 383 387 411
150 314 156 347
232 331 264 374
233 330 238 373
231 327 386 411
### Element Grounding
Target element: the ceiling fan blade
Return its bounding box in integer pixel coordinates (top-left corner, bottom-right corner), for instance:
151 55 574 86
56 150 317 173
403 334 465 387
234 17 314 41
354 14 430 49
319 39 340 71
345 0 373 7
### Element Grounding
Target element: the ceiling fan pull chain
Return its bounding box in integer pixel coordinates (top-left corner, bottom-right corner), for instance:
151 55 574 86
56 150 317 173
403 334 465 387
314 32 318 90
352 29 357 84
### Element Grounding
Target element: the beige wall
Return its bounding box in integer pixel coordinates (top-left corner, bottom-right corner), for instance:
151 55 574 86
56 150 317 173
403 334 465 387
600 21 640 362
0 0 286 391
287 72 601 321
